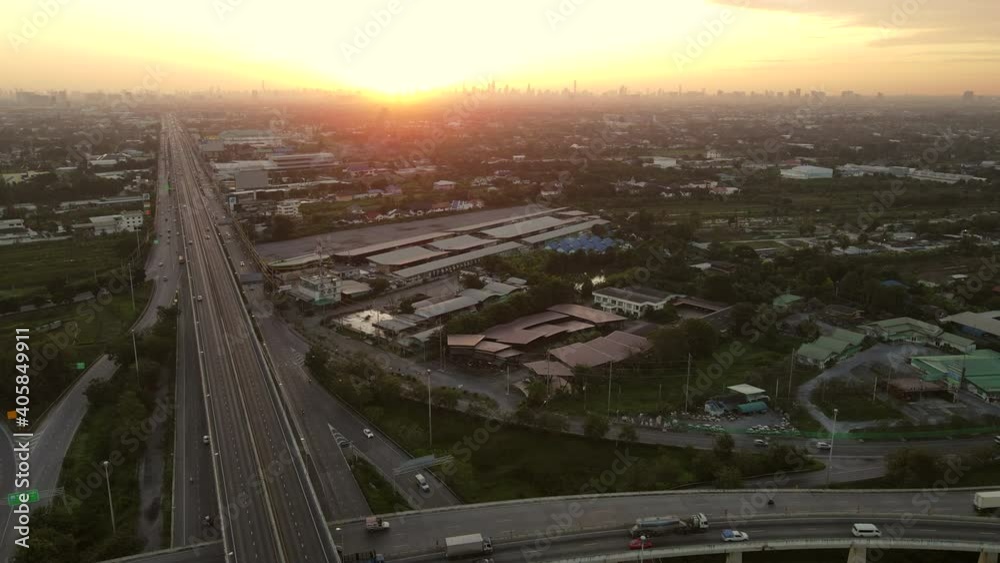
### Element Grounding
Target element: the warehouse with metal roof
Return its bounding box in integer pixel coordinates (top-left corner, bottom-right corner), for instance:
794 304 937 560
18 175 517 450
367 246 447 270
428 234 495 252
392 241 525 280
482 215 576 239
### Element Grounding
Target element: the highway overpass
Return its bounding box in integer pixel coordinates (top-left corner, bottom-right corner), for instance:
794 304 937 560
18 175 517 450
103 488 1000 562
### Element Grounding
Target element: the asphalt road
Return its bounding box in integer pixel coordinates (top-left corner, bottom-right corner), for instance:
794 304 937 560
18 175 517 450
0 129 182 561
170 269 217 547
167 115 337 563
107 488 1000 563
217 223 461 513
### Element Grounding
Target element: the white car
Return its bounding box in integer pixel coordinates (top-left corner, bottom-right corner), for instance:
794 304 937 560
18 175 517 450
363 429 374 439
994 435 1000 446
202 435 210 445
754 439 768 447
722 529 749 542
816 441 832 450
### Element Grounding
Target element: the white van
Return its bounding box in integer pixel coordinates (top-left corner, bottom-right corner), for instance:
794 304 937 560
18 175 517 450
851 523 881 538
414 473 430 493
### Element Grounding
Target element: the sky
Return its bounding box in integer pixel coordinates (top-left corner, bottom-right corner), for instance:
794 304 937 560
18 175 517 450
3 0 999 96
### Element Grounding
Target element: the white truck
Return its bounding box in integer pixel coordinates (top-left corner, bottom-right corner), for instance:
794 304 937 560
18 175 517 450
444 533 493 558
973 491 1000 511
365 516 390 532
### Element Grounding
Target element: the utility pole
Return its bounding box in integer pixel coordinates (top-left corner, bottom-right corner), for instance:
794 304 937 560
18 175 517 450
872 374 879 402
102 461 116 533
131 330 140 386
127 262 135 312
505 363 510 395
787 348 794 399
684 353 692 413
607 362 614 417
426 369 433 449
657 383 662 413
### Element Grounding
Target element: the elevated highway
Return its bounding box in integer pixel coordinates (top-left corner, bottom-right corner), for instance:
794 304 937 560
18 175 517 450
106 488 1000 563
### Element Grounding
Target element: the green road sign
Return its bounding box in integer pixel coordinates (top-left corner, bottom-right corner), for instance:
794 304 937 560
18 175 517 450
7 490 39 505
75 362 86 370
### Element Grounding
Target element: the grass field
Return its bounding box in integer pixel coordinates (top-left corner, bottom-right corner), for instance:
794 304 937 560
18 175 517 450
351 457 412 514
0 235 136 297
361 395 702 502
546 343 796 417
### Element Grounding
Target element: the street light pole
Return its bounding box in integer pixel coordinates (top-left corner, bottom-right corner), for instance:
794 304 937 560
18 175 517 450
826 407 838 487
426 369 433 449
102 460 116 534
335 526 344 555
131 330 141 386
639 534 647 563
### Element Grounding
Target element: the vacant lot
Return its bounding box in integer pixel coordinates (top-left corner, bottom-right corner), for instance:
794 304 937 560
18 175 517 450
0 235 134 298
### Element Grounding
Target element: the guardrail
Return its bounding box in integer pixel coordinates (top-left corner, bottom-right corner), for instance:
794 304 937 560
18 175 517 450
542 538 1000 562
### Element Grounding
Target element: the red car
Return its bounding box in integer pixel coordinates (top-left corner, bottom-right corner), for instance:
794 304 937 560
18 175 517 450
628 538 653 550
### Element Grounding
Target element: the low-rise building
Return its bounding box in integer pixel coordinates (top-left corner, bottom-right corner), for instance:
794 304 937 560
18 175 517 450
73 210 145 235
780 165 833 180
288 273 342 306
433 180 457 191
592 286 674 317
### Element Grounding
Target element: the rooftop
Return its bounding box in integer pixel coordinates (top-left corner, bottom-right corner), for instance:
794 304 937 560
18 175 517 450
482 215 576 239
393 241 525 279
547 303 626 324
427 234 495 251
593 286 674 305
367 246 447 267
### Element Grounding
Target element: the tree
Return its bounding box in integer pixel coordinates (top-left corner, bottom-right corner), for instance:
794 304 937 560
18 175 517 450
305 345 330 377
460 272 484 289
682 319 718 358
714 465 743 489
270 215 295 240
712 433 735 461
618 424 638 442
583 414 610 439
579 277 594 300
885 448 940 487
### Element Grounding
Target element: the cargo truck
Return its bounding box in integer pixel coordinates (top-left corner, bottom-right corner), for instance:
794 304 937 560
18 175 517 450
444 533 493 558
365 516 390 532
178 255 185 264
974 491 1000 511
629 513 709 537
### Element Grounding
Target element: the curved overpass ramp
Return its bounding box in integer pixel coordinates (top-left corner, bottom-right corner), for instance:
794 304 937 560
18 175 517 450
104 488 1000 563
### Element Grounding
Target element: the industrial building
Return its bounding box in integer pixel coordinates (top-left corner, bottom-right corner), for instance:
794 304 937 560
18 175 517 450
592 286 675 317
780 165 833 180
910 349 1000 403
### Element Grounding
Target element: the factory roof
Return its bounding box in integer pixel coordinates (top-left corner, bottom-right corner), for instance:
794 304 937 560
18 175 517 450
334 232 450 258
428 235 495 251
482 215 576 239
367 246 447 267
393 241 525 279
547 303 626 324
448 207 565 233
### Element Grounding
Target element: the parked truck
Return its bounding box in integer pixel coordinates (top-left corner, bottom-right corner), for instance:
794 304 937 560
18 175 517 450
444 533 493 558
974 491 1000 511
365 516 390 532
338 550 384 563
178 254 185 265
629 513 709 537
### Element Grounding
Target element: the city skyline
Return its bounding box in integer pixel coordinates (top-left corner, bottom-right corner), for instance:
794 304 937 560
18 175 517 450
4 0 1000 97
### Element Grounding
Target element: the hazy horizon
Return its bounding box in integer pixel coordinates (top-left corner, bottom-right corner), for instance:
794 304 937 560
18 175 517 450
4 0 999 97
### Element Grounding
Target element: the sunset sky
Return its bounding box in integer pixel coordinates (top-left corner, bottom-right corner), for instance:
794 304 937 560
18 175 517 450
4 0 999 96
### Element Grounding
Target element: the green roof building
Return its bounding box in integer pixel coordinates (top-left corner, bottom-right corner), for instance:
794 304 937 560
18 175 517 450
910 349 1000 402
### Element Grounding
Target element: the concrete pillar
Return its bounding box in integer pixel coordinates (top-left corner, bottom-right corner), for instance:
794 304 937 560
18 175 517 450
725 552 743 563
847 546 866 563
978 550 998 563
